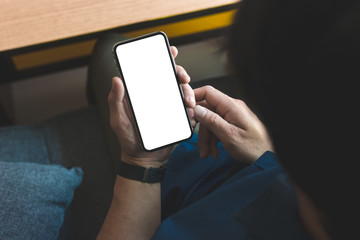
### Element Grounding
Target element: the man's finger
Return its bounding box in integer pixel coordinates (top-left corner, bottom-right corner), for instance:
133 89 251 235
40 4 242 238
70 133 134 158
108 77 126 107
176 65 190 84
198 123 211 158
187 108 196 127
170 46 178 59
181 84 195 108
197 100 214 112
210 135 219 159
108 77 133 126
194 86 233 117
193 105 231 142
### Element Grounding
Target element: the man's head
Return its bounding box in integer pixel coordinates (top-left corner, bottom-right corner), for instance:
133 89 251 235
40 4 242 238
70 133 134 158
228 0 360 239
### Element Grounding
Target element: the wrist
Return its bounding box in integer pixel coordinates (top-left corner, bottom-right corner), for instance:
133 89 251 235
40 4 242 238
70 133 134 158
121 152 166 168
113 175 160 200
117 161 166 183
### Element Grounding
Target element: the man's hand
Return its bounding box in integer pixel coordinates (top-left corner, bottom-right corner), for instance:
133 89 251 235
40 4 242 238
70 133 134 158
98 46 195 240
193 86 274 165
108 46 195 168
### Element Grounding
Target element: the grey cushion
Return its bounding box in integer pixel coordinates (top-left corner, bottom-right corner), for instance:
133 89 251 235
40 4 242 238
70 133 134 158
39 107 116 240
0 162 82 240
0 124 51 164
0 107 116 239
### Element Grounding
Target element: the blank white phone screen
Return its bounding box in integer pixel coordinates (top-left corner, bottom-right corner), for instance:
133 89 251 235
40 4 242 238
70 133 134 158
115 33 192 151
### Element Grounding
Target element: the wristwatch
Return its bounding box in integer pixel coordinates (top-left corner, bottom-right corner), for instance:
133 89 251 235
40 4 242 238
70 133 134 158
117 161 166 183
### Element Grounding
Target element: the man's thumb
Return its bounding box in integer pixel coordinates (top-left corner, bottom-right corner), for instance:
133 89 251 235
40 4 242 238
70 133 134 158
194 105 229 139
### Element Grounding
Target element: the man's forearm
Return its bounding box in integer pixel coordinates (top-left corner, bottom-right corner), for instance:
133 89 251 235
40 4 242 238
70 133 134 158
97 175 161 240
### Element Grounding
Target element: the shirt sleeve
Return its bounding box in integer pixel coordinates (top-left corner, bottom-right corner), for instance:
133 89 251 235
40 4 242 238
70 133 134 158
252 151 280 170
153 151 284 240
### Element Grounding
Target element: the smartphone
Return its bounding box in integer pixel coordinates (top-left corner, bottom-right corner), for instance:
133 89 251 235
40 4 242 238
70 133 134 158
113 32 193 151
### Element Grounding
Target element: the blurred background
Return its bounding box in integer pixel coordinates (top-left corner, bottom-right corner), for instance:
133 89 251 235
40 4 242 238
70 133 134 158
0 0 241 125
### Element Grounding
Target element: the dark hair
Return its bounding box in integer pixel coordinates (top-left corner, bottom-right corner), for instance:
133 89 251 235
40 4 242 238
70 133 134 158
228 0 360 239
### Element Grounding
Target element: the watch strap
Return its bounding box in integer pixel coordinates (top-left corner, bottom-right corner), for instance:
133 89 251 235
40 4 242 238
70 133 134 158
117 161 166 183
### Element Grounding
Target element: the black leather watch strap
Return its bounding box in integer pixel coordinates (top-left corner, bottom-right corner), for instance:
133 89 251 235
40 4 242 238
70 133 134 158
117 161 166 183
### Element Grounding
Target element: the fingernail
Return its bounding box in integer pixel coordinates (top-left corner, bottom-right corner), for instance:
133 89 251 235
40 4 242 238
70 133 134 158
194 105 206 118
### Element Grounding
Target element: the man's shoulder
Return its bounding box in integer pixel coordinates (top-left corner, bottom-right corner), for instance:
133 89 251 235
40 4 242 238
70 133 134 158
234 174 311 240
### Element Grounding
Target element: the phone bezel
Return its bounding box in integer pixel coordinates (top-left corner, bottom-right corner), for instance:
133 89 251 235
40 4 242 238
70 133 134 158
112 31 193 152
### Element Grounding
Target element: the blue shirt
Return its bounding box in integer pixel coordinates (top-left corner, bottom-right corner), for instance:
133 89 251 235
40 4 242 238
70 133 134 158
153 134 310 240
